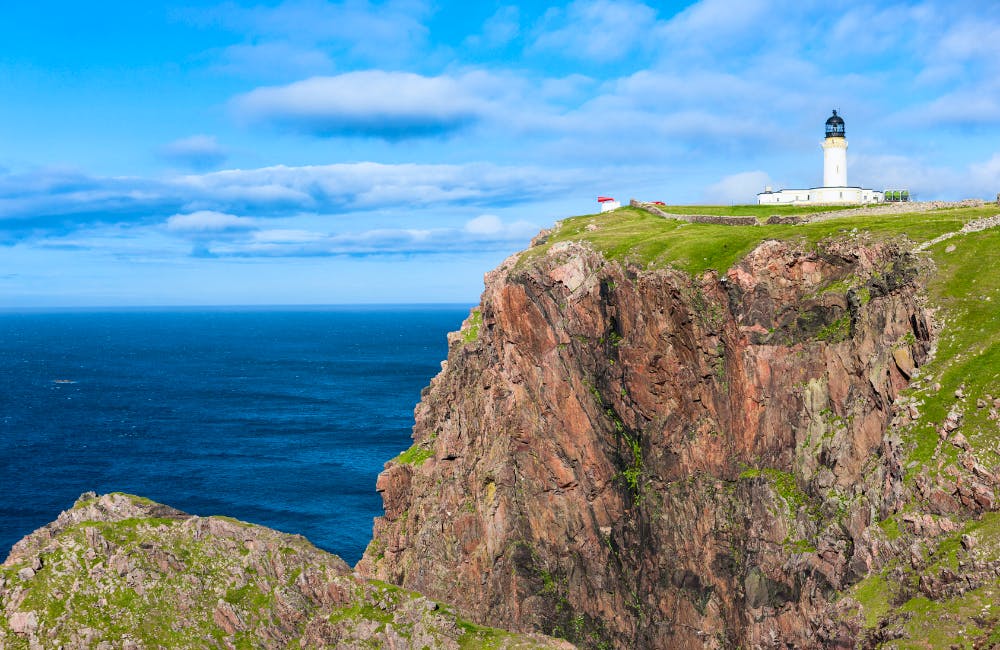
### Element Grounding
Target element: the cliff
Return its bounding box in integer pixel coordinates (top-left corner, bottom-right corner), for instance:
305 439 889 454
0 492 573 649
359 205 1000 648
3 204 998 649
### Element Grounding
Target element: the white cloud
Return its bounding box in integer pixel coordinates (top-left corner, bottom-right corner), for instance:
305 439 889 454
232 72 490 139
531 0 659 61
933 15 1000 64
660 0 771 42
702 171 772 204
895 90 1000 128
159 135 228 170
465 6 520 48
166 210 256 232
204 214 541 258
252 228 326 244
850 152 1000 200
187 0 432 66
464 214 503 235
0 162 584 240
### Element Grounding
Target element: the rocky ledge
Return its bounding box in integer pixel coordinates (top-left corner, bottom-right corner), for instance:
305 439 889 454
0 492 573 649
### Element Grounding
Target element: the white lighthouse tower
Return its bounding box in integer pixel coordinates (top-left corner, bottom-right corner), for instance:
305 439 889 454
822 110 847 187
756 110 884 205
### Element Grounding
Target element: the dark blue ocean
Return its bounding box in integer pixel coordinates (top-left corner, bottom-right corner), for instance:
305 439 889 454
0 306 468 565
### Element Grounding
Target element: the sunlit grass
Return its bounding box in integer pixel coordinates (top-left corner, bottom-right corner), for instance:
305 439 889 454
528 205 987 275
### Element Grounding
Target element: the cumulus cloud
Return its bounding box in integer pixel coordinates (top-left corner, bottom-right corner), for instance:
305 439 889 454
232 72 490 139
894 90 1000 128
0 162 583 240
159 135 229 170
165 210 256 232
659 0 772 45
702 171 773 204
204 214 540 258
464 214 504 235
531 0 659 61
186 0 432 68
850 152 1000 200
465 6 520 49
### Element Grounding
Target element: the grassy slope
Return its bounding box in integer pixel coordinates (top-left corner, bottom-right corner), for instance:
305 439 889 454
530 204 1000 648
527 205 994 275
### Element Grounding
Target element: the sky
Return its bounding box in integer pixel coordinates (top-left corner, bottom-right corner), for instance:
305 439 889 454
2 0 999 307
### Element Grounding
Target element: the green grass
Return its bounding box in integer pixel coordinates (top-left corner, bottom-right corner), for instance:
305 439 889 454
898 225 1000 471
925 230 1000 419
852 573 893 629
890 583 999 649
815 314 851 342
738 468 811 514
877 516 902 541
462 307 483 344
394 443 434 466
527 206 986 275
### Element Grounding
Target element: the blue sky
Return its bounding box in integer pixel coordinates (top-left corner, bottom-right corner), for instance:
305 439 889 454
2 0 999 306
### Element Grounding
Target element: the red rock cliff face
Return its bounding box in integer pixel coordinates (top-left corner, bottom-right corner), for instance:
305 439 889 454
357 238 932 649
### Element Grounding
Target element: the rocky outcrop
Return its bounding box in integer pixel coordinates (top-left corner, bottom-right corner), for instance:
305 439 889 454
359 236 936 648
0 492 573 649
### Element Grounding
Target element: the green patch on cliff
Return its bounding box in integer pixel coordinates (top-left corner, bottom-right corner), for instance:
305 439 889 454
455 619 532 650
814 314 851 342
394 443 434 466
855 514 1000 646
224 582 275 612
461 307 483 344
877 516 902 541
886 582 1000 649
738 468 812 515
852 573 893 629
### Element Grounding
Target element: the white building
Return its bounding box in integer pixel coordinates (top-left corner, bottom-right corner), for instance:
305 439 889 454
598 196 621 212
757 111 884 205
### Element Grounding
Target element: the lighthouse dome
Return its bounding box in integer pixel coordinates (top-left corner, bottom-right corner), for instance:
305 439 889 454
825 110 845 138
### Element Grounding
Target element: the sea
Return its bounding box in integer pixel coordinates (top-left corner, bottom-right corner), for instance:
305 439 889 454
0 306 469 566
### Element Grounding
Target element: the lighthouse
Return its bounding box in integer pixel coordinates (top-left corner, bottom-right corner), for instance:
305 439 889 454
756 110 884 205
822 110 847 187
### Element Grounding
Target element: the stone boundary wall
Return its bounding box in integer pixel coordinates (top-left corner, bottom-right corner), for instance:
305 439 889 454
629 198 992 228
913 214 1000 252
628 200 756 225
763 215 808 225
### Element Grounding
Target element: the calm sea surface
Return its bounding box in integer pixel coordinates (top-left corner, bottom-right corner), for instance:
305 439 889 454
0 306 468 565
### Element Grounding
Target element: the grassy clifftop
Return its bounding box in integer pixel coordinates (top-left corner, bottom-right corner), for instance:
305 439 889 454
527 204 994 275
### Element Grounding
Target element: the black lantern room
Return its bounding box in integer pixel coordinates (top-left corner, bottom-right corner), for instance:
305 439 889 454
825 110 845 138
